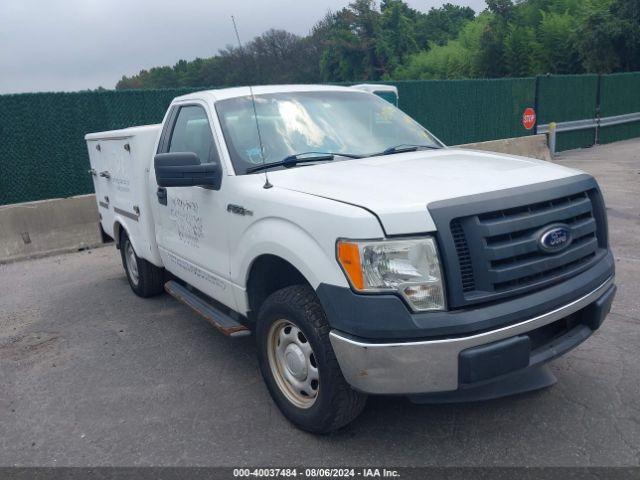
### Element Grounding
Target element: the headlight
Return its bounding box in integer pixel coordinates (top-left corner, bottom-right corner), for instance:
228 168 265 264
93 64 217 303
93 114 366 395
337 237 445 311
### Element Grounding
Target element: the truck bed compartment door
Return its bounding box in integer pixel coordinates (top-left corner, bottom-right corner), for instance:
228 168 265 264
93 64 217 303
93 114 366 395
87 140 115 237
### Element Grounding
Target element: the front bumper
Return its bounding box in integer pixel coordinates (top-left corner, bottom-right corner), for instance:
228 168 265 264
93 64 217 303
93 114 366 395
329 277 615 395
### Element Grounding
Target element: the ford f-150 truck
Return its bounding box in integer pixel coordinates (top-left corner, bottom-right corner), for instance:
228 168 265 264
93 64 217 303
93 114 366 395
86 84 616 433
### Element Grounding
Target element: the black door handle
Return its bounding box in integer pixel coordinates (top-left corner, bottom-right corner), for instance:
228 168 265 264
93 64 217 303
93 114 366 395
157 187 167 206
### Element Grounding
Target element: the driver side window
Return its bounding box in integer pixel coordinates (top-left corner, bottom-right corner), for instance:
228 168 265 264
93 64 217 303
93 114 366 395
169 105 220 165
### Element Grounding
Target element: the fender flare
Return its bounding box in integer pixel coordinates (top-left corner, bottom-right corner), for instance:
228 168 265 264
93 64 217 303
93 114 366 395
232 217 349 312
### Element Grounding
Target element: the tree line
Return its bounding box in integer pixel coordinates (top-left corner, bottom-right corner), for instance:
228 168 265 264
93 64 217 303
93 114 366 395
116 0 640 89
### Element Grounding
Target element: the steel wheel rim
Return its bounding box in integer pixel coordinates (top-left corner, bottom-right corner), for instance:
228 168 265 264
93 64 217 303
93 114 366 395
125 241 139 286
267 319 319 409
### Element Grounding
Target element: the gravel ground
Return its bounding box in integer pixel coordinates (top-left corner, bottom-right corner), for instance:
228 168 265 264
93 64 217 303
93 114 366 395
1 139 639 467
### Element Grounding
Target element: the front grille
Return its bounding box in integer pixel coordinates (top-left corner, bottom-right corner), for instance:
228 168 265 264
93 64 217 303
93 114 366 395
450 189 601 303
451 219 475 292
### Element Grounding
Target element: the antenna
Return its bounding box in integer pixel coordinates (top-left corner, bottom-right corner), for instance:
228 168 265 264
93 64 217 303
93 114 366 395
231 15 272 189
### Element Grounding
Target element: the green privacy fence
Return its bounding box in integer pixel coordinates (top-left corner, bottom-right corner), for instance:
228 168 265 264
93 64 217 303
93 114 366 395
536 74 599 152
599 72 640 144
393 78 536 145
0 88 201 206
1 74 639 205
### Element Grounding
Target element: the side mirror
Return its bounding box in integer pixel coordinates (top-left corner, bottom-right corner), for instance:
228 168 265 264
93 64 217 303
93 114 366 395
154 152 218 188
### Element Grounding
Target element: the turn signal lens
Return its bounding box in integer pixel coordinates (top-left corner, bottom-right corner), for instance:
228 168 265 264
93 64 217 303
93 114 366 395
337 241 364 290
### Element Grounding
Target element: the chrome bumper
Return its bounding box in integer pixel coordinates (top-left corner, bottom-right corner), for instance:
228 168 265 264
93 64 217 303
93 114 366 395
329 277 614 395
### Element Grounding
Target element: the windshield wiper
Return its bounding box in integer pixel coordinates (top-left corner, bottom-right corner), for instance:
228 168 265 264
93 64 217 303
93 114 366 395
246 151 362 174
375 143 441 156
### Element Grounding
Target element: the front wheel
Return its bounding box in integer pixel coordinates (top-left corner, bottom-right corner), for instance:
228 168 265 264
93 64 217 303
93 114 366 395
256 285 367 433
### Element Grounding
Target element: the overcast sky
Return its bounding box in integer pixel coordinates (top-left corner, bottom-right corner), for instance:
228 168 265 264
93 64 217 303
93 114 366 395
0 0 486 94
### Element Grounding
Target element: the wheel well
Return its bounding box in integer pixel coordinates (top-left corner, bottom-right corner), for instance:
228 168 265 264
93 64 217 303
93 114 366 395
113 222 125 249
99 223 114 244
247 255 310 320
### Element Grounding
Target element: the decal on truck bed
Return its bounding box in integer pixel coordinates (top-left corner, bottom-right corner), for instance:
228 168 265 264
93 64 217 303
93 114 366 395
112 177 130 193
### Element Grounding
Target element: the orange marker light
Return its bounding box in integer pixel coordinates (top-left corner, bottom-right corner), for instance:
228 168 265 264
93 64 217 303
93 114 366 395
337 241 364 290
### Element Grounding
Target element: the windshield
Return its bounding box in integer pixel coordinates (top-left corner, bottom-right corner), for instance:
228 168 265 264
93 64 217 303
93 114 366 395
215 91 442 175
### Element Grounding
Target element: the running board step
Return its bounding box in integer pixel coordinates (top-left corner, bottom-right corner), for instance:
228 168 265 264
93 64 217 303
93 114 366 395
164 281 251 337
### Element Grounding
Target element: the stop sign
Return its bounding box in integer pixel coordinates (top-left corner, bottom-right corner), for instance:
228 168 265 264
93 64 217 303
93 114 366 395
522 107 536 130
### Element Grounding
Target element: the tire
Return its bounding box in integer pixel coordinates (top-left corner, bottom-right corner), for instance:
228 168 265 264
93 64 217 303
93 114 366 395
256 284 367 433
119 230 165 298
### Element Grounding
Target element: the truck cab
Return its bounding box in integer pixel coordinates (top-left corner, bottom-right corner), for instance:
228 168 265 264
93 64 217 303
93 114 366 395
86 85 615 433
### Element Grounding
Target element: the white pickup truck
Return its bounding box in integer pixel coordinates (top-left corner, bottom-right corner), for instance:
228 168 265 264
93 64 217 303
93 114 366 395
86 84 615 433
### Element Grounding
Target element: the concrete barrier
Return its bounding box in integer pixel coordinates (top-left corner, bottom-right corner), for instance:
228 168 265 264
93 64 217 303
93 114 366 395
0 194 104 263
457 134 552 161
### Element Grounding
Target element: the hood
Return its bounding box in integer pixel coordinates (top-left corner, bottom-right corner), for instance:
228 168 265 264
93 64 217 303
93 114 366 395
267 148 583 235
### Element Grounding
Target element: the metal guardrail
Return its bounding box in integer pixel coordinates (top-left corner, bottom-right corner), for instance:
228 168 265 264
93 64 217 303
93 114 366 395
599 111 640 127
537 119 596 134
538 112 640 154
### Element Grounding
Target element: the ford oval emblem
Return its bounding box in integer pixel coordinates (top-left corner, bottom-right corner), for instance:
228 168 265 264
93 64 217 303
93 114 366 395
538 224 572 253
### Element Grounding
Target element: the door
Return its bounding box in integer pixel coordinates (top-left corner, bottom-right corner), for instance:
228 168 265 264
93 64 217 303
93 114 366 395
102 137 142 240
87 139 116 237
152 103 234 306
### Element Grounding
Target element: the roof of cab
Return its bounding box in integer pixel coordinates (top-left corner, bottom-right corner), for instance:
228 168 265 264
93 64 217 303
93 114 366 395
172 84 358 103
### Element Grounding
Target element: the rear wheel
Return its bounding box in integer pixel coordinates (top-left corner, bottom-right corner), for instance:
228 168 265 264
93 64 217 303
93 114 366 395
119 230 164 298
257 285 367 433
